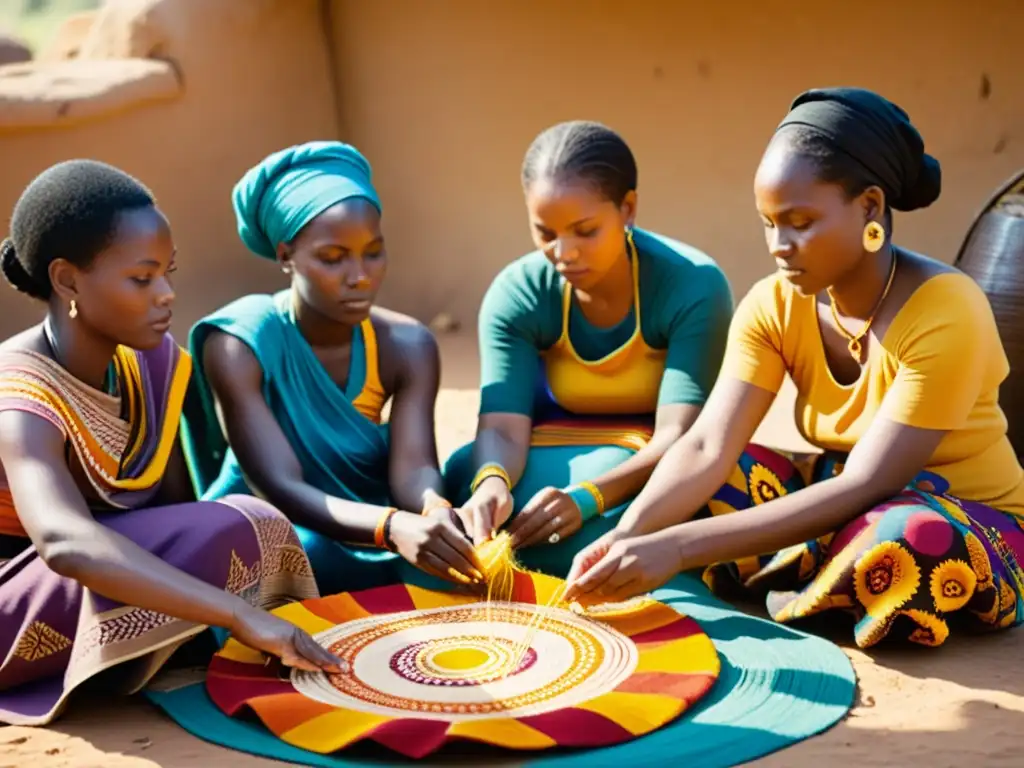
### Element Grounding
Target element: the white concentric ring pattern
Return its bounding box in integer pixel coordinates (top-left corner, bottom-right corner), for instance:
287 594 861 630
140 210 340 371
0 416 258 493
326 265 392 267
291 603 638 722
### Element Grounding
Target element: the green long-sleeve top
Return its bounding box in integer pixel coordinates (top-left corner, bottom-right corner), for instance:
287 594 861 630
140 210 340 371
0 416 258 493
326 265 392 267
478 227 734 418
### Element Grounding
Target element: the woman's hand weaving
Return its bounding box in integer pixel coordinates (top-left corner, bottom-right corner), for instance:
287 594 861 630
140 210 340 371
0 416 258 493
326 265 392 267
390 512 485 586
507 487 583 548
565 530 681 603
455 476 514 546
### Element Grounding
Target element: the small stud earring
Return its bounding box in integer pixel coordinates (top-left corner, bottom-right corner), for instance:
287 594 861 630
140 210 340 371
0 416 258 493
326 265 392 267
69 299 78 319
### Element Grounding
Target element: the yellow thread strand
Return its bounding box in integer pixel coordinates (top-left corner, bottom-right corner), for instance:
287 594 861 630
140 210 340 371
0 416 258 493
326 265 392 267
471 532 570 678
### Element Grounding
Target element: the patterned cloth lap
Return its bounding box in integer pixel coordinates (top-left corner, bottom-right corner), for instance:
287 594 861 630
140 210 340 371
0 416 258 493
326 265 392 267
706 444 1024 647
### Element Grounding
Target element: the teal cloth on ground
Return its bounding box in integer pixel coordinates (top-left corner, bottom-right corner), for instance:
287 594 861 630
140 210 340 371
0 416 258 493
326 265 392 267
478 227 734 416
232 141 381 260
180 290 401 595
144 571 856 768
442 441 629 574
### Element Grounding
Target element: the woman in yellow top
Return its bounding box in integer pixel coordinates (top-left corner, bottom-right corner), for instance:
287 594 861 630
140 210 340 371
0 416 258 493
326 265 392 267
566 87 1024 648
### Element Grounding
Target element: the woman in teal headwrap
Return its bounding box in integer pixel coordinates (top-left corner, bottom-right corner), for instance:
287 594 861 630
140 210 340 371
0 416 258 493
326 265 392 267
182 141 482 596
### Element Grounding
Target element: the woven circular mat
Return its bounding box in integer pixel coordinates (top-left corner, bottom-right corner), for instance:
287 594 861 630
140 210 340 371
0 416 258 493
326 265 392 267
146 571 856 767
205 571 719 758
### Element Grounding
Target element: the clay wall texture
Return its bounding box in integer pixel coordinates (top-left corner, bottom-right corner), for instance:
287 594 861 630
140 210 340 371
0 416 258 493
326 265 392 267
1 0 1022 344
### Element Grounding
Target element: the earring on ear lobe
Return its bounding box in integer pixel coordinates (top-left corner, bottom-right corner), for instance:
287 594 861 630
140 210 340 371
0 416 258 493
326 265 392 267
863 221 885 253
68 299 78 319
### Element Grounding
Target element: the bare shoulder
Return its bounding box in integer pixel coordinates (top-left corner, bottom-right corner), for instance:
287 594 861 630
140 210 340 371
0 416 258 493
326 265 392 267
370 306 439 362
202 330 264 390
0 407 64 458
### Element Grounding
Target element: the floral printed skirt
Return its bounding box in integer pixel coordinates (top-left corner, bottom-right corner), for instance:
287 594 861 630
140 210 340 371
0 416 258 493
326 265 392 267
704 445 1024 648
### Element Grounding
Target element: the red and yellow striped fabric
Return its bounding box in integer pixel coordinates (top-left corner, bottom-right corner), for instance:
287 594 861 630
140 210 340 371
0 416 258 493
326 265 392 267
206 571 719 759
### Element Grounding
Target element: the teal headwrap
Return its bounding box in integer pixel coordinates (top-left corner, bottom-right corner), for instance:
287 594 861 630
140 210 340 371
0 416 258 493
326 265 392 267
232 141 381 260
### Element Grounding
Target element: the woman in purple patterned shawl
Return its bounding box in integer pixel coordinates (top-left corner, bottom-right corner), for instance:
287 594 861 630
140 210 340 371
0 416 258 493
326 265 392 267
0 160 339 725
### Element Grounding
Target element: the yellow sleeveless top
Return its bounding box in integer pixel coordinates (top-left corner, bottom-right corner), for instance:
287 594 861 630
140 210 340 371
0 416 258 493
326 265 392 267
351 317 387 424
541 245 666 416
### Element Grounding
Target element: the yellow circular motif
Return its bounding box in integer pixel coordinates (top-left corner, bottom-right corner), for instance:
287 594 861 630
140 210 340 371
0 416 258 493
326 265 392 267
903 609 950 647
928 559 976 613
430 647 490 672
749 464 787 506
963 532 993 591
853 541 921 617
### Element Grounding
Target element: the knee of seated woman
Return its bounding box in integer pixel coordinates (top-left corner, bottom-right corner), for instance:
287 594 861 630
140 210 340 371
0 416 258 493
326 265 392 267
210 495 292 529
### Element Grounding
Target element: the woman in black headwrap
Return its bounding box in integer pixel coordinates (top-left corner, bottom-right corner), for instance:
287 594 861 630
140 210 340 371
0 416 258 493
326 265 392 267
563 88 1024 648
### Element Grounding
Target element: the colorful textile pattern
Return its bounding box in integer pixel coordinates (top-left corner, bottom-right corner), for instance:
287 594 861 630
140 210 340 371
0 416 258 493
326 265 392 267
706 444 1024 648
0 333 320 725
0 492 319 726
206 572 720 759
0 334 190 537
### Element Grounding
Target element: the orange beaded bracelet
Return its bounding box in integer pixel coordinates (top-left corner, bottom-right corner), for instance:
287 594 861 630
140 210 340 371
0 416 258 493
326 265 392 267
373 507 398 550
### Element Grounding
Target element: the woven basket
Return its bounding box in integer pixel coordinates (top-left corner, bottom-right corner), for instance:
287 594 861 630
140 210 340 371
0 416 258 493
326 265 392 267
954 169 1024 457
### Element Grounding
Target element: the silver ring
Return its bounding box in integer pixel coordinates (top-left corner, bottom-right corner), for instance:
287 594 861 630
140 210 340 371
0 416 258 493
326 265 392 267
548 532 561 545
553 515 562 526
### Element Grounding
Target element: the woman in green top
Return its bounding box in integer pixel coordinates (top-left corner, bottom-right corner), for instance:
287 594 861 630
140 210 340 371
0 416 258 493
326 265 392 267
444 120 734 575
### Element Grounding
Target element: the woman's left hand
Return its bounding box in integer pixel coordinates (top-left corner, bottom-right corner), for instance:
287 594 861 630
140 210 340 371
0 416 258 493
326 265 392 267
507 487 583 549
564 531 682 603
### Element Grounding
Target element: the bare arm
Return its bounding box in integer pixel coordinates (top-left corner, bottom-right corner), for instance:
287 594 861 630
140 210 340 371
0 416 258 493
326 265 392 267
568 387 950 599
386 323 448 512
667 415 947 569
203 332 384 543
616 377 777 536
0 410 251 629
472 412 532 488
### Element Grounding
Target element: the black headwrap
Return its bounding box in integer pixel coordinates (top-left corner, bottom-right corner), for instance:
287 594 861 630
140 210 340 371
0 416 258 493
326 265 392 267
776 87 942 212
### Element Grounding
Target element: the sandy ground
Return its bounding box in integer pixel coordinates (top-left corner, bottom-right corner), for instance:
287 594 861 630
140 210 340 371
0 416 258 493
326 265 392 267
2 332 1023 767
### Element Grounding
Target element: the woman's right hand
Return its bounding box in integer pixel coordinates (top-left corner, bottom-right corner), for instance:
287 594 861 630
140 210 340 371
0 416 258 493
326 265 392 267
565 527 627 587
388 510 485 585
454 476 514 545
229 604 346 673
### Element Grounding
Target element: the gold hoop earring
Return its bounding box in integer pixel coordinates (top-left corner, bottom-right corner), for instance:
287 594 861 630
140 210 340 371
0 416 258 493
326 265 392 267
69 299 78 319
863 221 885 253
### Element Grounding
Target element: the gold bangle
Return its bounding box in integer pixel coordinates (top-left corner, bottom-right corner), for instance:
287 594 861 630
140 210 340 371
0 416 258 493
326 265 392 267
470 463 512 494
373 507 397 550
578 481 606 515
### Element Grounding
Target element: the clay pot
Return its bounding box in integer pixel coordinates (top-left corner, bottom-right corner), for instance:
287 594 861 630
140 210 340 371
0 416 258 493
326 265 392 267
954 169 1024 456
